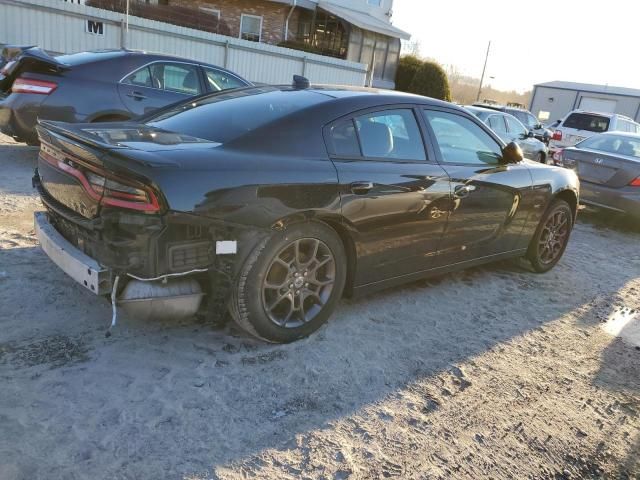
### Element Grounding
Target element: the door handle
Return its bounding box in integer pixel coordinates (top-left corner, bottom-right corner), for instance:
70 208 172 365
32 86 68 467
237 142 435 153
453 184 475 198
350 181 374 195
127 91 147 101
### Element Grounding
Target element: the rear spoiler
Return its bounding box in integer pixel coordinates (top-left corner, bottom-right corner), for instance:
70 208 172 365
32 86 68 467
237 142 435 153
0 47 70 91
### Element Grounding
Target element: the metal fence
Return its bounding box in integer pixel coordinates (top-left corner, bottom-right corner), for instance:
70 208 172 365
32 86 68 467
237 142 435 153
0 0 368 86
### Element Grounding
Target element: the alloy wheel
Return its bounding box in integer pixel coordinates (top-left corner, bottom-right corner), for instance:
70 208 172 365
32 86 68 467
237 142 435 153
537 210 569 264
261 238 336 328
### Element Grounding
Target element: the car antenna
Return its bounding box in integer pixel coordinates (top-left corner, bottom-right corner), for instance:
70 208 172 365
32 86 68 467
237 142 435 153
292 75 310 90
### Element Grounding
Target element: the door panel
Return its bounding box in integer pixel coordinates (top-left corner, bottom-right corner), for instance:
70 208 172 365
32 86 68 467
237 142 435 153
422 108 533 266
328 108 452 285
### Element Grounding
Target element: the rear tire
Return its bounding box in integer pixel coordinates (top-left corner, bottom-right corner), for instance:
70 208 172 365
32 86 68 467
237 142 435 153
526 199 573 273
230 222 347 343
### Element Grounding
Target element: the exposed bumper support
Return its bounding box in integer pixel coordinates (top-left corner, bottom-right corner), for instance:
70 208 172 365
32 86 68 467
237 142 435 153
34 211 112 295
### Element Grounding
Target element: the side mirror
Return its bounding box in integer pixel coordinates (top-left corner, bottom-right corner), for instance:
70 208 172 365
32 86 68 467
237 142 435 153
527 130 534 138
502 141 524 164
535 123 543 130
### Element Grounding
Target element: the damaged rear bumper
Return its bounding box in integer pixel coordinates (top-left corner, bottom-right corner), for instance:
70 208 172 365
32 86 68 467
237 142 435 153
34 211 112 295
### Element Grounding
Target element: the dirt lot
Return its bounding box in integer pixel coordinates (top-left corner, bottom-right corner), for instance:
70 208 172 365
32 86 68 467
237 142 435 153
0 133 639 480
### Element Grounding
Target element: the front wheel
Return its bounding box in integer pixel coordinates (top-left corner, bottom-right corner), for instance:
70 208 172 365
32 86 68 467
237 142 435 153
230 222 347 343
526 199 573 273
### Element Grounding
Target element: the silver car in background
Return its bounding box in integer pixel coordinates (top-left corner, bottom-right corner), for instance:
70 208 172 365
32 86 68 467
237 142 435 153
560 132 640 219
465 106 549 163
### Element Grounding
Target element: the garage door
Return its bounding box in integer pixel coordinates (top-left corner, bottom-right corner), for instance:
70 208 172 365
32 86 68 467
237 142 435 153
579 97 617 113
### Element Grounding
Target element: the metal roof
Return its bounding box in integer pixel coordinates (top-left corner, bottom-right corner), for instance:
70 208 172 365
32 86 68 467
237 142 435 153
318 1 411 40
534 81 640 98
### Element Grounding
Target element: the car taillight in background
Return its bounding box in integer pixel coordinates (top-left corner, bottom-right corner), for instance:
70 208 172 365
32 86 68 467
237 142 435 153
552 130 563 141
552 149 564 166
39 143 161 212
630 177 640 187
11 77 58 95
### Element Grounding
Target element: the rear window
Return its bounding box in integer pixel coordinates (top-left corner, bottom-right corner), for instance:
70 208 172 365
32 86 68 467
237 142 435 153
562 113 610 133
578 134 640 159
146 87 328 144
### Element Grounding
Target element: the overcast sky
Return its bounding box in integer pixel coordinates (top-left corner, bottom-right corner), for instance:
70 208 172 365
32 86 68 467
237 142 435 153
392 0 639 93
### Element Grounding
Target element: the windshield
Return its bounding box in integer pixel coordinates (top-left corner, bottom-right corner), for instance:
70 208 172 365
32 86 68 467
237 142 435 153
578 134 640 158
146 87 329 144
563 113 610 133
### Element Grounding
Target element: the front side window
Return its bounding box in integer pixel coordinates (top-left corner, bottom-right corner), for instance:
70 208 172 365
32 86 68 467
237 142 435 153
203 67 247 92
423 110 502 165
505 115 527 136
488 115 507 134
240 14 262 42
354 109 426 161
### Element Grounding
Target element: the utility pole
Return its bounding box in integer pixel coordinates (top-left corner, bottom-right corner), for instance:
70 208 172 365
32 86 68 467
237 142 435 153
476 40 491 102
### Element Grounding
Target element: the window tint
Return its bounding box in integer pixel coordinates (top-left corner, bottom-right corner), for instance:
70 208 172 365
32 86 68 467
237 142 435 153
354 109 426 160
240 14 262 42
203 67 247 92
146 88 329 144
124 67 154 88
488 115 507 133
330 120 360 156
578 134 640 158
563 113 610 133
423 110 502 165
505 115 526 136
149 63 202 95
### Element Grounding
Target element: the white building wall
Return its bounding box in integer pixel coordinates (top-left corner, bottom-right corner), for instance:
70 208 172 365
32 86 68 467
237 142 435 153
530 86 640 123
0 0 367 86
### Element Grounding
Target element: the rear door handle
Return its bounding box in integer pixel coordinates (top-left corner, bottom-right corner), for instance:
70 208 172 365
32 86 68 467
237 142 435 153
453 185 475 198
127 91 147 101
350 181 374 195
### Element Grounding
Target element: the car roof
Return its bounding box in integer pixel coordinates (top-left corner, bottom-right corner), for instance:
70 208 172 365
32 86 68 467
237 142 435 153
564 109 635 121
54 49 246 79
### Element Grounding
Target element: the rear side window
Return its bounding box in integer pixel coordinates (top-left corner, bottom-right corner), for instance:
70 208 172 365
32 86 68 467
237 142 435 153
124 67 153 88
562 113 610 133
355 109 426 160
329 109 427 161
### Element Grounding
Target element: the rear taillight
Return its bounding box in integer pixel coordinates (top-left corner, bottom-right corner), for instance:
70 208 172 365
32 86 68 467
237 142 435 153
552 130 563 141
12 77 58 95
630 177 640 187
40 144 160 212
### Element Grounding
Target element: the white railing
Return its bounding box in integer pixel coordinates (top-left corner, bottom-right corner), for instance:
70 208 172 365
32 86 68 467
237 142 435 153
0 0 368 86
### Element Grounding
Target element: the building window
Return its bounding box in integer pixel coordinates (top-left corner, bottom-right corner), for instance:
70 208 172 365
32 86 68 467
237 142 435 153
296 9 349 59
240 14 262 42
367 0 382 5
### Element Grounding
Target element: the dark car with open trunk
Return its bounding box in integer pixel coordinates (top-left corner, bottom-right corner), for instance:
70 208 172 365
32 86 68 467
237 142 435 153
32 82 580 343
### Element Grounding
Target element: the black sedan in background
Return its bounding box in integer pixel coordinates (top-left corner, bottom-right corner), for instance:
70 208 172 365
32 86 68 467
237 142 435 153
33 82 579 343
0 48 251 144
560 132 640 219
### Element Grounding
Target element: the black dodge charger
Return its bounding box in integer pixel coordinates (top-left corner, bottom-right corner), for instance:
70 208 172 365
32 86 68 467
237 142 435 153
33 81 580 343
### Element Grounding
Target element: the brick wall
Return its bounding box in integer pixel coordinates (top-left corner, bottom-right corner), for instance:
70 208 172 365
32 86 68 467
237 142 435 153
167 0 304 44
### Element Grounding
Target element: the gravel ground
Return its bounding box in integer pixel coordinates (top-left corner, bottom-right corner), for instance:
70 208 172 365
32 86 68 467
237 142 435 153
0 133 639 480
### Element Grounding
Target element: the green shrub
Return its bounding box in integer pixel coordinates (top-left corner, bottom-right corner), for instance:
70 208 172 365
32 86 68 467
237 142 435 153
408 61 451 101
395 55 423 93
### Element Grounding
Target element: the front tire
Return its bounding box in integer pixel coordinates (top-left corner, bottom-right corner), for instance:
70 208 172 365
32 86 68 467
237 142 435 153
526 199 573 273
230 222 347 343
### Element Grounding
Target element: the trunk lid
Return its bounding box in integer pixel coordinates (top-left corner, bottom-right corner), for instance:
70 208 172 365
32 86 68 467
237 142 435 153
0 47 69 93
36 121 171 219
563 147 640 187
